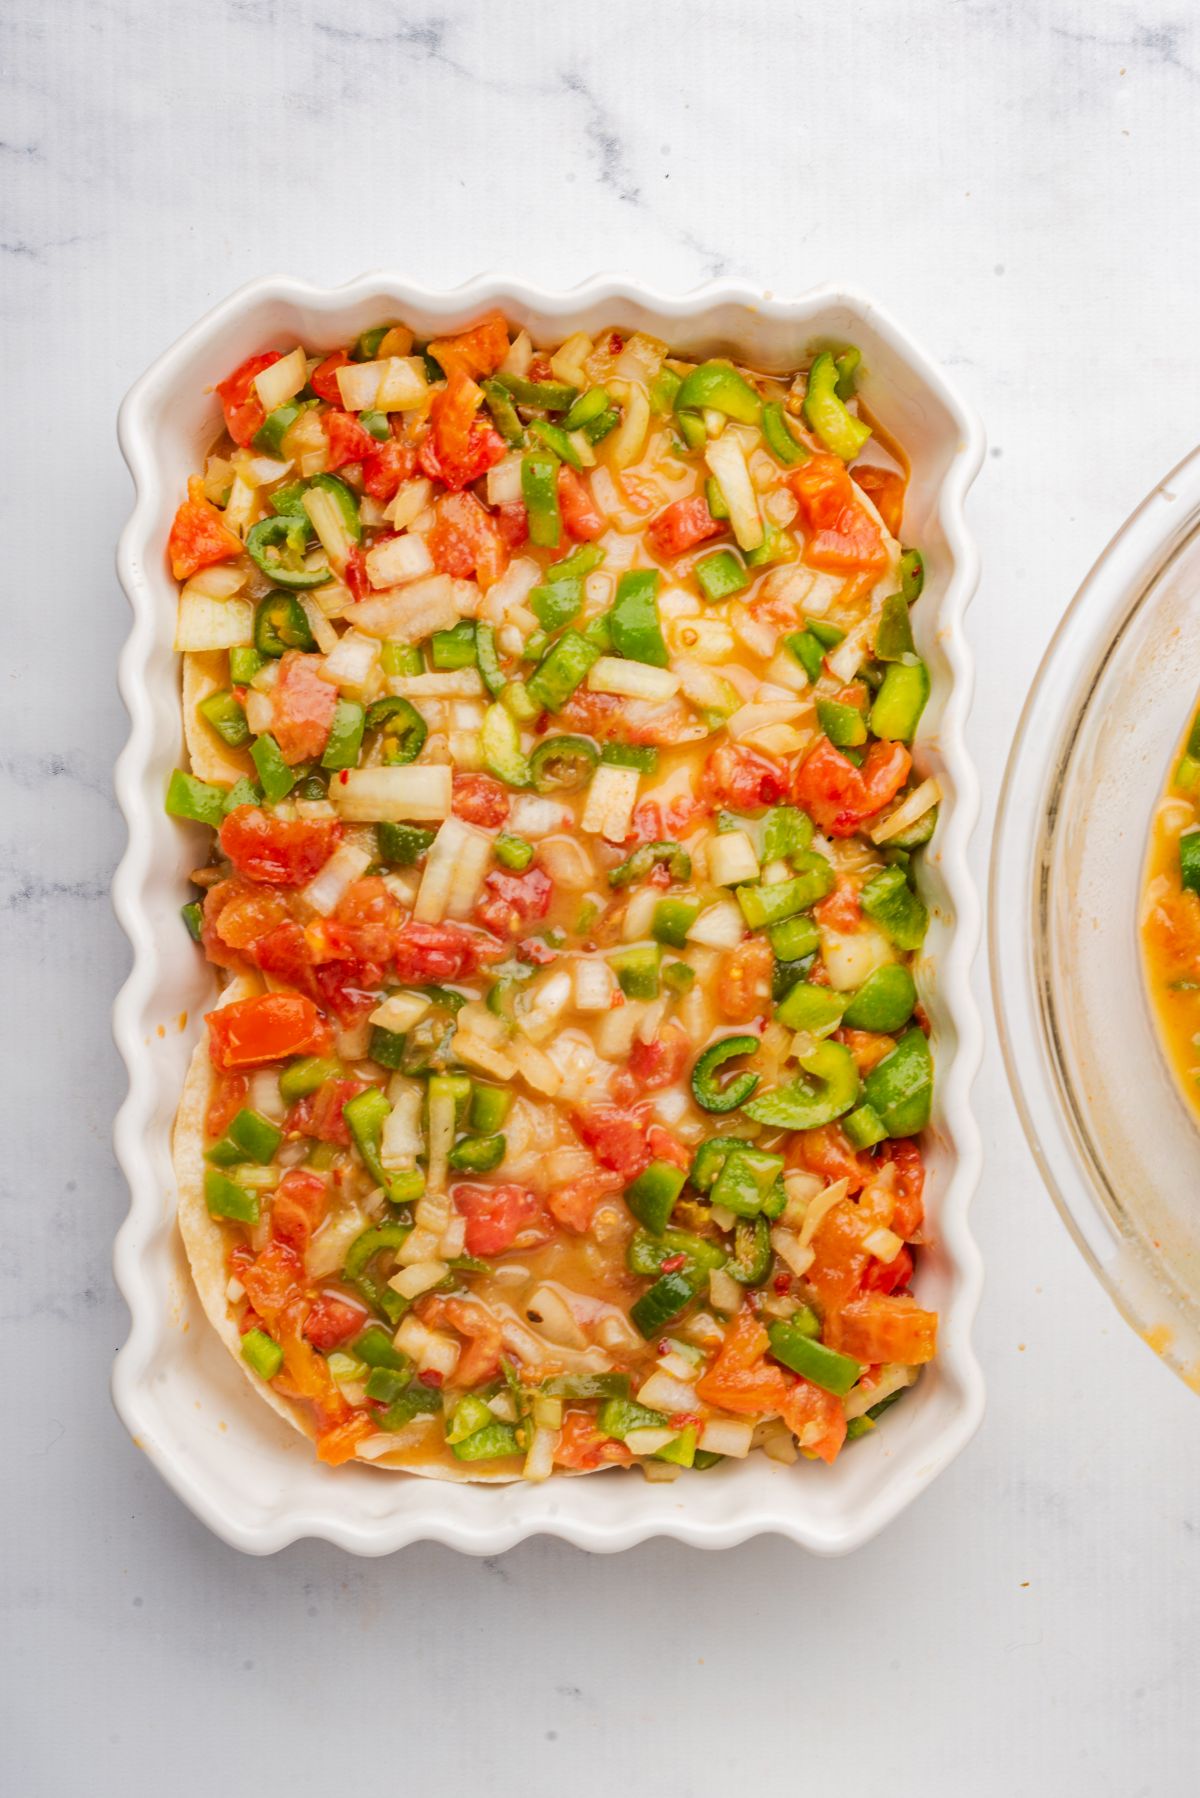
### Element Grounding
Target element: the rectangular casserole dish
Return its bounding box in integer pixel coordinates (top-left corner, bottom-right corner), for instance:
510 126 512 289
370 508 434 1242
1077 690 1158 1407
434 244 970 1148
113 275 985 1554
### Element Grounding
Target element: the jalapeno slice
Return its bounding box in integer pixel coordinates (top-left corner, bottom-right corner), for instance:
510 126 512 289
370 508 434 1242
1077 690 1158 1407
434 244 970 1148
254 592 317 659
364 696 428 765
529 734 599 794
245 515 331 590
691 1035 761 1113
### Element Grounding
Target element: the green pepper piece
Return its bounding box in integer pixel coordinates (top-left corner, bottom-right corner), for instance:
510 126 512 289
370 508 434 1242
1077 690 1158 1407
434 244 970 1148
381 641 423 678
648 368 682 415
817 696 869 749
359 408 391 442
803 352 871 461
676 410 707 451
704 475 730 520
448 1133 506 1173
522 451 562 548
376 821 435 866
774 981 848 1035
875 591 917 663
353 325 390 361
627 1227 727 1276
662 958 696 995
652 897 701 948
743 1041 861 1130
452 1421 522 1462
278 1056 341 1103
252 401 304 458
480 702 531 787
842 1102 888 1150
565 385 614 430
446 1393 493 1443
368 1024 408 1071
254 592 316 659
834 346 862 399
1181 831 1200 895
496 372 579 411
727 1214 772 1285
204 1168 259 1224
600 742 658 773
761 806 813 863
842 963 917 1032
899 548 925 604
494 833 534 871
181 900 204 943
744 523 796 569
760 400 809 466
610 569 667 667
241 1328 284 1380
654 1425 698 1467
674 360 761 424
695 549 749 604
539 1371 630 1403
343 1088 416 1203
710 1146 785 1219
199 688 250 748
469 1084 513 1134
249 733 297 804
767 1320 861 1396
529 734 598 793
354 1326 410 1371
344 1221 413 1325
598 1395 670 1438
735 857 835 929
689 1136 752 1193
608 943 661 999
165 769 226 828
428 619 477 671
625 1160 687 1235
219 776 261 816
871 661 930 742
608 841 690 889
269 479 310 520
479 378 525 446
320 699 365 771
530 417 583 469
365 696 427 765
860 865 928 951
691 1035 760 1113
784 630 825 685
806 618 846 650
863 1028 933 1136
379 1382 444 1430
630 1269 700 1339
474 621 507 698
887 806 938 852
206 1107 283 1167
530 576 583 634
245 516 331 591
527 630 599 712
366 1366 414 1407
228 644 266 685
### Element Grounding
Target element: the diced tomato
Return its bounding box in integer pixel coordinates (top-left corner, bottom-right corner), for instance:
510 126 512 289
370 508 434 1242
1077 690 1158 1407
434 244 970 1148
665 794 709 836
647 495 722 558
207 992 331 1070
862 1244 914 1296
806 1179 897 1311
474 866 553 939
324 408 378 472
572 1105 654 1181
312 958 387 1022
450 771 510 828
202 878 291 969
547 1168 624 1233
315 1411 376 1465
167 476 242 581
784 1124 868 1193
452 1183 547 1257
428 491 509 588
517 935 558 966
240 1238 305 1324
789 453 889 575
835 1293 937 1365
286 1076 367 1146
391 918 505 983
418 370 506 491
873 1137 925 1239
779 1379 848 1464
813 878 862 933
332 874 404 936
495 501 529 550
839 1028 895 1074
702 741 790 810
343 545 370 602
554 1410 633 1470
645 1124 690 1172
252 919 316 991
626 800 663 846
271 650 339 765
216 352 280 447
309 351 351 404
557 465 604 540
418 1295 504 1386
206 1070 249 1141
716 939 773 1023
427 312 510 380
852 464 906 538
361 438 416 501
303 1293 365 1351
268 1169 329 1256
611 1028 691 1105
695 1310 846 1462
793 737 912 837
219 805 341 886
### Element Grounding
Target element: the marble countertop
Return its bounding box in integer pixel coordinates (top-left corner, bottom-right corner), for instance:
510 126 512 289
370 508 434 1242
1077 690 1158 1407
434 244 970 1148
4 3 1199 1792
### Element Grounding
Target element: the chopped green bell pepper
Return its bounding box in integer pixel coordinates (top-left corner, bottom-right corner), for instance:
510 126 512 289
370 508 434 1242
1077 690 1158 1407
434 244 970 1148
199 689 250 748
871 661 930 742
625 1160 687 1235
165 769 226 828
674 361 761 424
377 822 435 865
321 700 365 771
760 401 809 466
480 702 531 787
743 1040 861 1130
842 963 917 1032
527 630 599 712
860 865 928 951
610 569 667 667
249 734 297 804
863 1027 933 1136
241 1328 284 1380
695 549 749 603
429 619 477 670
204 1168 259 1224
767 1320 861 1396
803 351 871 460
521 451 562 548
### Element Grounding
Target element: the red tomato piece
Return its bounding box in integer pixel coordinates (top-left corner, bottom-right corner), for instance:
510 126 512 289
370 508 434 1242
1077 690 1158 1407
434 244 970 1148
852 465 906 538
784 1124 868 1193
428 491 509 588
780 1379 848 1464
206 1070 249 1141
835 1293 937 1365
271 650 339 765
793 737 912 837
219 805 341 886
450 770 510 827
611 1030 691 1105
252 920 316 992
547 1169 625 1233
702 741 790 810
418 1295 504 1386
206 992 331 1070
873 1138 926 1239
626 800 663 847
286 1076 367 1147
315 1412 376 1465
201 879 291 970
391 919 505 983
645 1124 690 1172
556 465 604 540
790 453 888 575
861 1244 915 1296
418 371 506 491
427 312 510 380
716 939 774 1023
647 495 722 559
453 1183 547 1257
324 408 378 471
303 1293 365 1351
495 502 529 549
167 477 242 581
572 1105 654 1181
313 958 387 1022
554 1410 633 1470
216 352 280 447
813 878 862 933
309 351 351 404
270 1169 329 1256
474 866 553 939
240 1238 305 1324
361 438 415 501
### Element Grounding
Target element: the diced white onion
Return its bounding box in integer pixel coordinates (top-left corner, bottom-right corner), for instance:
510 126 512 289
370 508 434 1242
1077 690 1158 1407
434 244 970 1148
797 1177 850 1250
869 777 941 845
318 630 380 693
303 485 355 572
819 921 896 991
705 434 764 551
523 1424 559 1481
573 957 616 1012
770 1226 815 1277
384 478 433 531
587 657 681 702
351 573 469 641
636 1370 699 1413
299 596 339 655
698 1416 753 1457
388 670 484 699
508 1037 562 1097
486 455 524 506
414 816 492 922
864 1226 905 1264
253 346 307 412
708 1267 742 1314
369 991 431 1032
175 593 254 652
686 900 745 948
185 561 246 599
380 1079 424 1170
509 794 571 838
843 1363 916 1421
389 1260 448 1300
706 830 760 887
299 841 371 916
331 764 452 823
365 532 434 589
580 763 640 842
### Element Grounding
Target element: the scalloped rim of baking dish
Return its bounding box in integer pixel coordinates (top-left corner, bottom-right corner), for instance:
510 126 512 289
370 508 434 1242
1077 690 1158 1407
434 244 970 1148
112 274 985 1556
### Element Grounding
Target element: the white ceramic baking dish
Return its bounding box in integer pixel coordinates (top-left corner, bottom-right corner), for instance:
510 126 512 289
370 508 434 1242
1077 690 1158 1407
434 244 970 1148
112 275 985 1555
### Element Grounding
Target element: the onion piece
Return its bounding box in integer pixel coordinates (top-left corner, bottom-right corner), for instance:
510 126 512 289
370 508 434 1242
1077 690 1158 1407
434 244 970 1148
318 629 380 694
254 347 307 412
706 830 760 887
869 777 941 845
580 763 640 842
365 532 434 590
351 574 471 641
331 765 452 823
588 657 680 702
175 593 254 652
697 1416 754 1458
299 841 371 916
686 899 745 948
705 434 764 551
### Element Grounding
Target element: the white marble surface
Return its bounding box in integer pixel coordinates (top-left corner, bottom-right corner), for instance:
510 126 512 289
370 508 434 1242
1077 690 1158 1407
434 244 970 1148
4 2 1199 1791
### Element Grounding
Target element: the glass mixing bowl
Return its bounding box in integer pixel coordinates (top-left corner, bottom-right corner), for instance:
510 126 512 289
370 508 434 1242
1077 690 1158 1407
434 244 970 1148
992 444 1200 1390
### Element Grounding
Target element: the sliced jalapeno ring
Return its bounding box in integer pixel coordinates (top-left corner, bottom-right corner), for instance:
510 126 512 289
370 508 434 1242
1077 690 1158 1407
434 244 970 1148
254 592 317 659
364 696 428 766
245 515 332 591
691 1034 761 1114
529 734 599 794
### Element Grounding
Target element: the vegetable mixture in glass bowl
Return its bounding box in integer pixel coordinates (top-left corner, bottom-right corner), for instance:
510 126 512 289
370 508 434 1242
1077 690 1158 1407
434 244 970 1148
164 310 942 1480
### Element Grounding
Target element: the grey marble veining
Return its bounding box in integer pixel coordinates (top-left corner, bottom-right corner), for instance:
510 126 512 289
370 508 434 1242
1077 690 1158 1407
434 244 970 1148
3 3 1200 1794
